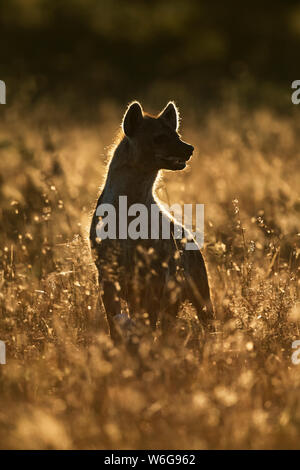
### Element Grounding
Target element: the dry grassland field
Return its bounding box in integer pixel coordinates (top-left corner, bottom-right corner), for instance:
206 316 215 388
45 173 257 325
0 99 299 449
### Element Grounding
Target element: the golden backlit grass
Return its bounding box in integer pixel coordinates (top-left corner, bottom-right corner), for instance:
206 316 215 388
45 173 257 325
0 101 299 449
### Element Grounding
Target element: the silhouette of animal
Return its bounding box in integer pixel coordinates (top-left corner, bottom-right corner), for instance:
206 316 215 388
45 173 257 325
90 101 214 341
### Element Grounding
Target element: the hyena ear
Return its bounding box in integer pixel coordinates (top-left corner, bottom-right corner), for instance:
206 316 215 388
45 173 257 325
123 101 143 137
159 101 179 131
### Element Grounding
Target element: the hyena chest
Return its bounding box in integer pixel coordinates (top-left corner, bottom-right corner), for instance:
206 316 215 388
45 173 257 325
92 196 185 300
117 238 184 306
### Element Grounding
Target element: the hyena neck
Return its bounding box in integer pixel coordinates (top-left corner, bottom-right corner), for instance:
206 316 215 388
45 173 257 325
102 137 158 205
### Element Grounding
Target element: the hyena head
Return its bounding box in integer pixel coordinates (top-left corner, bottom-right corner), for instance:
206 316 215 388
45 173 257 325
122 101 194 171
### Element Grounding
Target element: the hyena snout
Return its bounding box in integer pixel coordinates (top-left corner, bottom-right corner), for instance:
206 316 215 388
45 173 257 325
159 140 194 170
179 141 194 161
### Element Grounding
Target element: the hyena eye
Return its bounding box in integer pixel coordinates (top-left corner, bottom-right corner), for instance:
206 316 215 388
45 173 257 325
153 134 167 145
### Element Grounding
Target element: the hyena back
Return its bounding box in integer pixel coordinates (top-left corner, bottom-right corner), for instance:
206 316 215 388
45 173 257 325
90 101 214 341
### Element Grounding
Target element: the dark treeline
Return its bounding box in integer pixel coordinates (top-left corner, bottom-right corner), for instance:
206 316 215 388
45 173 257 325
1 0 299 115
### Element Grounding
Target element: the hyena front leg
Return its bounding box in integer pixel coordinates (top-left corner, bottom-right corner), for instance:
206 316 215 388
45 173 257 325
160 302 180 335
159 299 181 341
126 287 159 332
183 249 214 330
147 307 159 331
101 280 122 342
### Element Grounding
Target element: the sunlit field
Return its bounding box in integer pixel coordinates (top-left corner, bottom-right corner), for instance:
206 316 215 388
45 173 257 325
0 101 299 449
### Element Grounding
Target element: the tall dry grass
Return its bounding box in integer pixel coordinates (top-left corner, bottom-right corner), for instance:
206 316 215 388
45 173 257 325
0 101 299 449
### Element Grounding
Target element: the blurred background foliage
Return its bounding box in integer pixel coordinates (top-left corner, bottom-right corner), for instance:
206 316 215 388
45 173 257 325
1 0 300 117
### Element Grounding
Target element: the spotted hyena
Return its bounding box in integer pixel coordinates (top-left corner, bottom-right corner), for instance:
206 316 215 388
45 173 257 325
90 101 214 341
